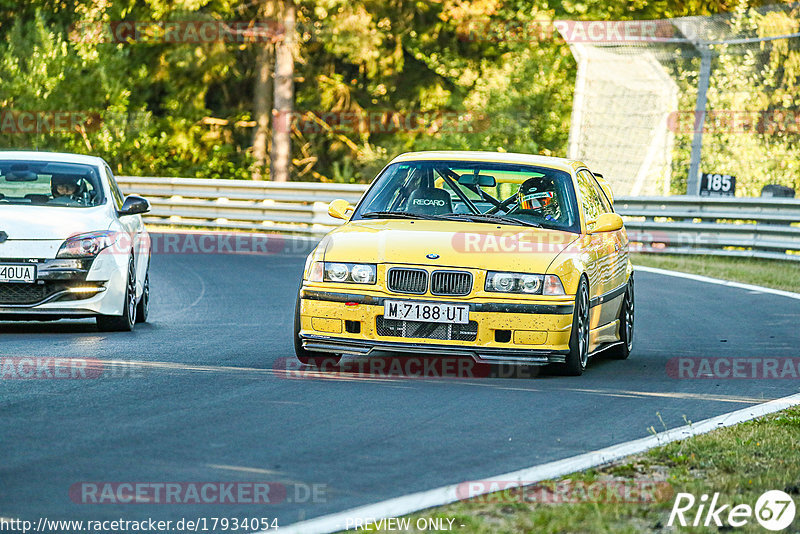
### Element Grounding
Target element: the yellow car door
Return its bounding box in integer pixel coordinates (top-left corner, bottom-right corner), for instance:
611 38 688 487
575 170 609 344
576 169 628 349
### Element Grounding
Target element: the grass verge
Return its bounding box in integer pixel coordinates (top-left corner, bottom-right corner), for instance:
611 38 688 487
631 253 800 293
360 407 800 533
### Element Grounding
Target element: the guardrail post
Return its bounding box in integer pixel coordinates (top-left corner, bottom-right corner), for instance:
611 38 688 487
687 46 712 196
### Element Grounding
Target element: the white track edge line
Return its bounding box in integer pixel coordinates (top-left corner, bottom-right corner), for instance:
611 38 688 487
633 265 800 300
272 392 800 534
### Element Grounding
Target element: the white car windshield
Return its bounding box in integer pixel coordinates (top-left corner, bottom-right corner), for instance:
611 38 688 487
353 160 580 233
0 160 105 208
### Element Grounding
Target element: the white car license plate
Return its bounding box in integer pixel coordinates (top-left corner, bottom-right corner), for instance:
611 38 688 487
0 264 37 283
384 300 470 324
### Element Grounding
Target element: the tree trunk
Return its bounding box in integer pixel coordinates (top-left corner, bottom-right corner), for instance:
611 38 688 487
251 42 273 181
270 0 295 182
251 0 277 181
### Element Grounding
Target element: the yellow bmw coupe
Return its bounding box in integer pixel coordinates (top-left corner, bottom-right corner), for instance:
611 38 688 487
294 151 633 376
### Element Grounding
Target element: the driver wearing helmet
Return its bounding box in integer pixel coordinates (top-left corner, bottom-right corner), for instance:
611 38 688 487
517 176 561 221
51 175 83 203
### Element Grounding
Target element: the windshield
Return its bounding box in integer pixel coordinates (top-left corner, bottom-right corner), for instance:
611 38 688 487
353 160 580 232
0 160 105 208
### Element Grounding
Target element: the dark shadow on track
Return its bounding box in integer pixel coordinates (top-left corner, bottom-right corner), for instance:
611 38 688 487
0 320 159 334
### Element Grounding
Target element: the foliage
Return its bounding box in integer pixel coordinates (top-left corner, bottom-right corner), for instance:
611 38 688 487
669 1 800 195
0 0 793 187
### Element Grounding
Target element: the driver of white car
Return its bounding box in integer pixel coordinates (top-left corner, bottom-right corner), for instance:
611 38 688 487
50 175 86 205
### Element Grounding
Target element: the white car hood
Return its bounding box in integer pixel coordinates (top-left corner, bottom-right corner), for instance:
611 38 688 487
0 204 112 241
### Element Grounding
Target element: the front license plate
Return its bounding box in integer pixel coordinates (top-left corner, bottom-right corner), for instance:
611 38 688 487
384 300 470 324
0 264 37 283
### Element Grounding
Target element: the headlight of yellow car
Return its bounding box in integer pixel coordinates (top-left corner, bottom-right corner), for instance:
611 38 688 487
485 272 565 296
308 262 377 284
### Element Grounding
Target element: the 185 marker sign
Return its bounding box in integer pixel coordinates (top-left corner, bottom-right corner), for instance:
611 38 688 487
700 173 736 196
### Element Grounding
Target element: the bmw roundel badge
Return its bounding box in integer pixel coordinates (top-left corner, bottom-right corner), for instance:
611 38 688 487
426 253 440 259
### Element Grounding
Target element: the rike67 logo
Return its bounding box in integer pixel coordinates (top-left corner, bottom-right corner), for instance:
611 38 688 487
668 490 796 531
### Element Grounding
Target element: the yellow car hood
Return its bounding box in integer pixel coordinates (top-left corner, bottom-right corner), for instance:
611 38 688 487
322 219 581 272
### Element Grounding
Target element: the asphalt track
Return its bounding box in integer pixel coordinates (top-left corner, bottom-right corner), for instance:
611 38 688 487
1 250 799 530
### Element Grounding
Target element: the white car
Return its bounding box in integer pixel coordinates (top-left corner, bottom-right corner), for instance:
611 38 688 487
0 152 151 331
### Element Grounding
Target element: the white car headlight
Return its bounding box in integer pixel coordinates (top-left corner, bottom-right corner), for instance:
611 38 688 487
485 272 565 295
323 262 376 284
57 231 118 259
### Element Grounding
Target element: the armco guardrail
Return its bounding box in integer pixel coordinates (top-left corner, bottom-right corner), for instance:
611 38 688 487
117 176 368 235
616 196 800 261
118 177 800 260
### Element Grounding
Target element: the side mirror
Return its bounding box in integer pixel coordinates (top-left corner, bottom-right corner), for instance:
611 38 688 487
119 195 150 216
591 213 624 233
328 199 353 220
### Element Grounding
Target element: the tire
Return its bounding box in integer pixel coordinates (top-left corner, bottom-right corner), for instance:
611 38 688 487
96 256 136 332
293 292 341 368
135 268 150 324
557 277 590 376
607 275 634 360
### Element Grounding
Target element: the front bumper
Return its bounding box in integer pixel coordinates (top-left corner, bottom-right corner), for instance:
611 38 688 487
302 335 568 365
0 251 128 317
298 287 575 366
